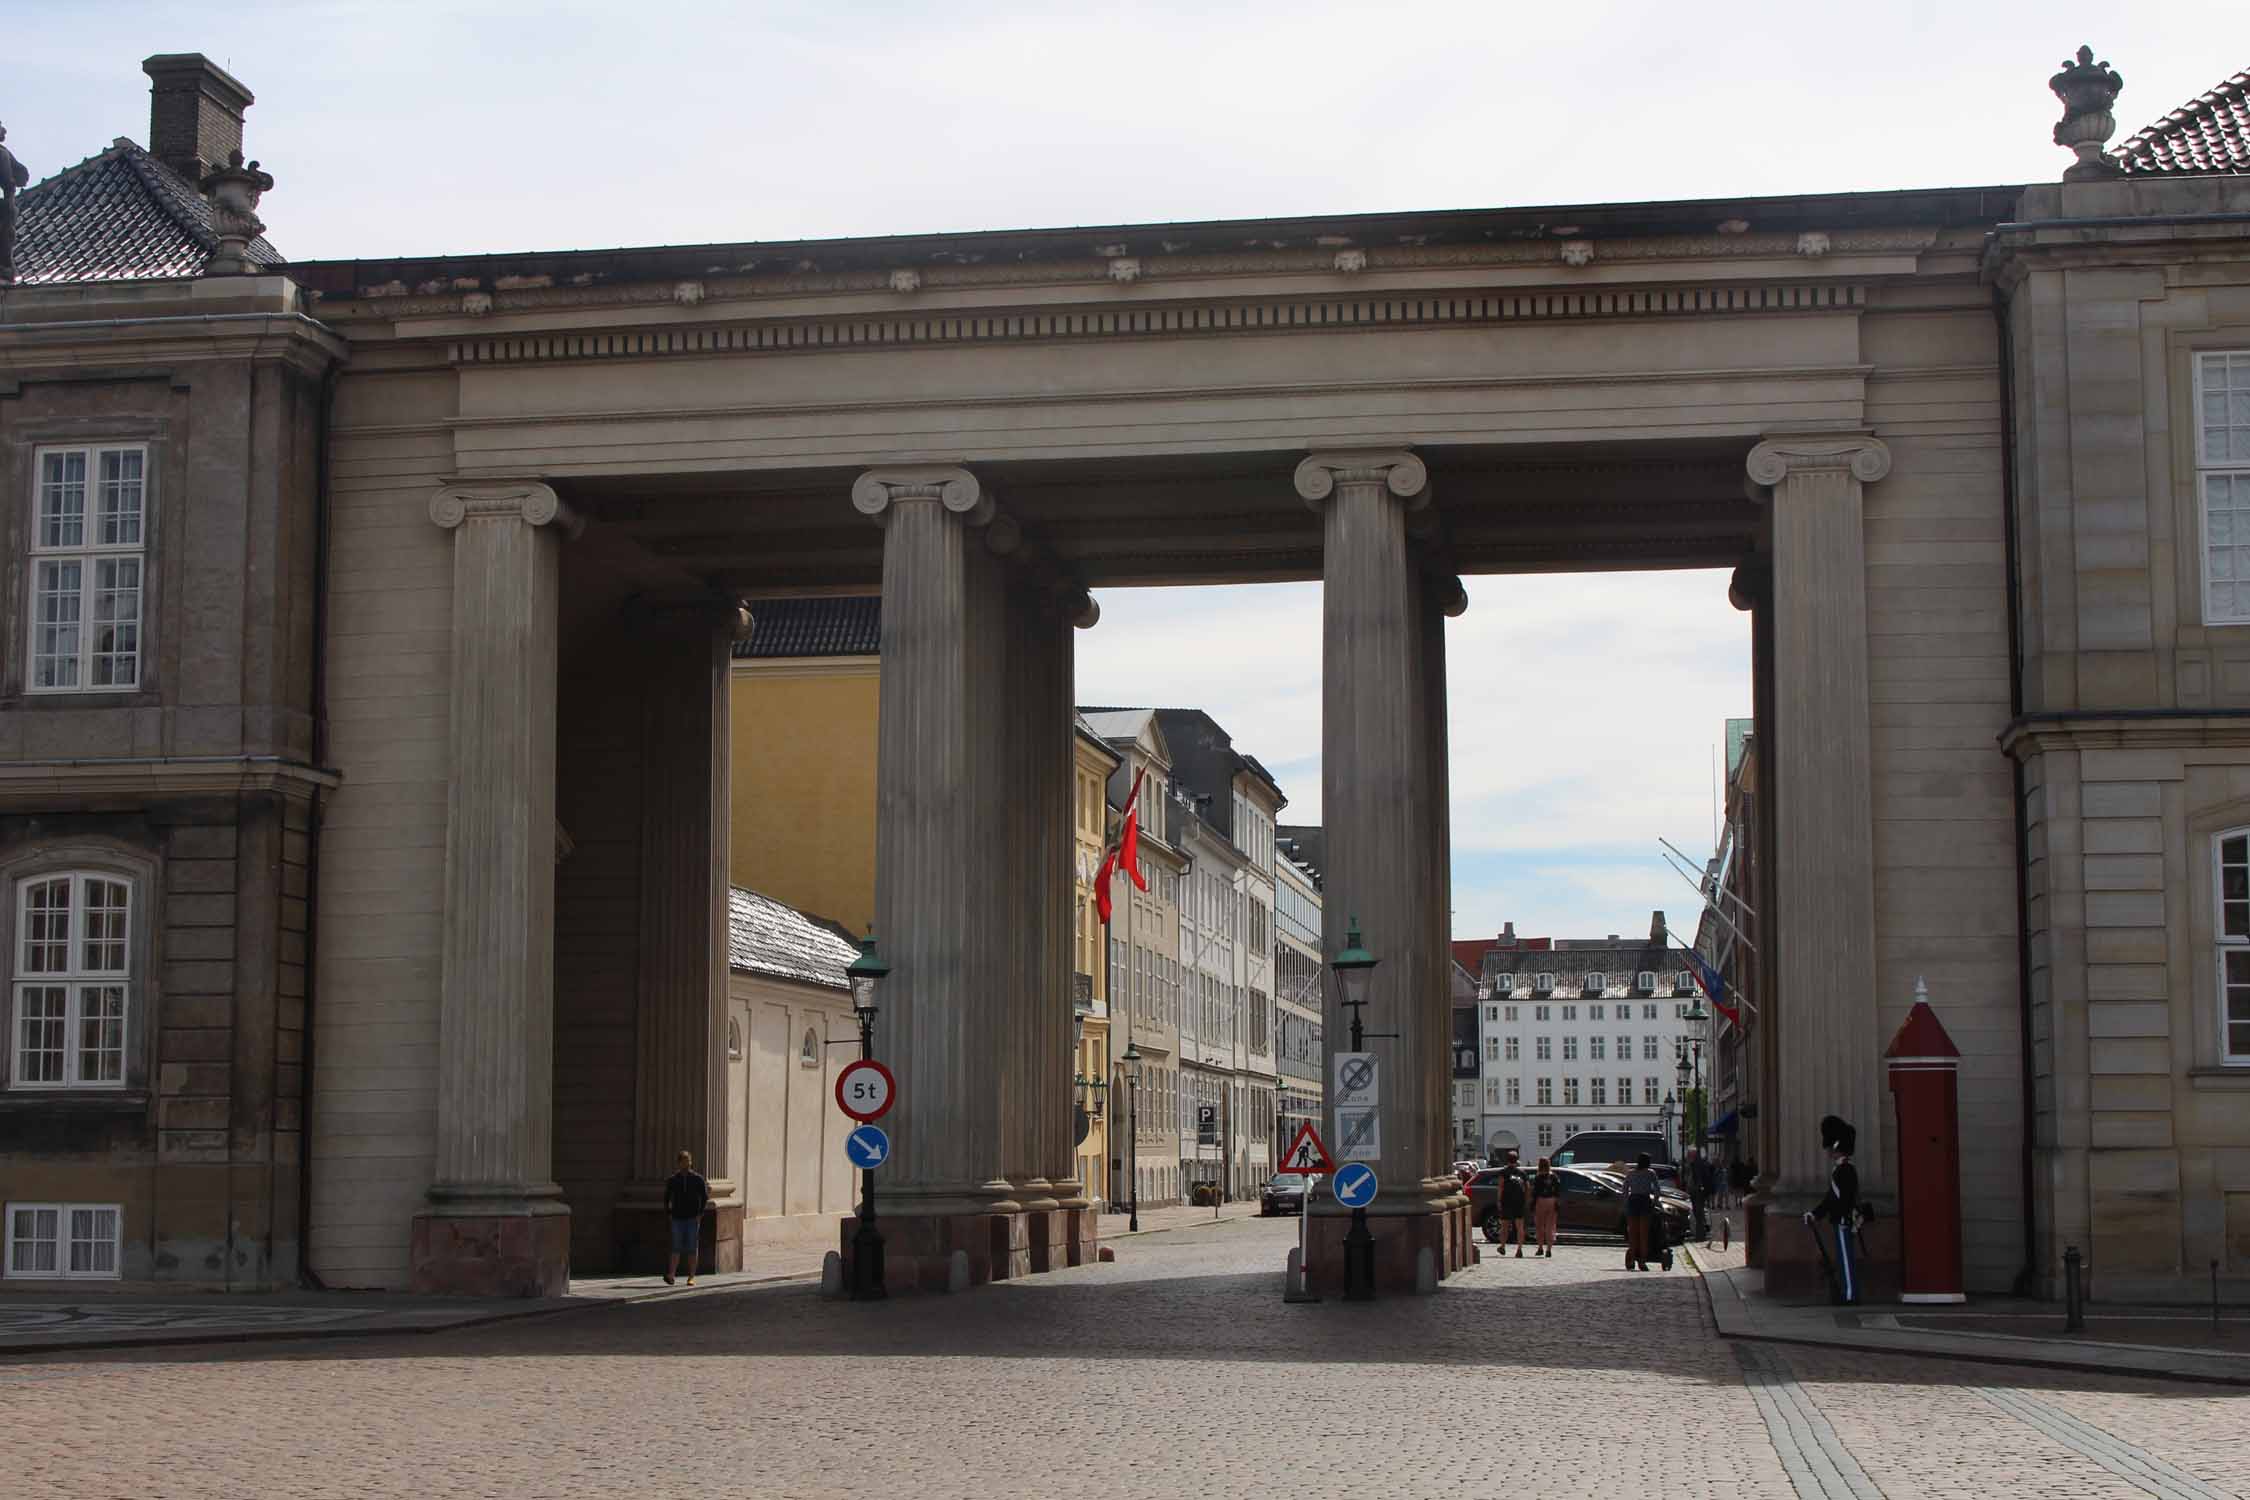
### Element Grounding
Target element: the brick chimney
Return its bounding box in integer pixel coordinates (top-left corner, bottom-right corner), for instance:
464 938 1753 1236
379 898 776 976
143 53 254 181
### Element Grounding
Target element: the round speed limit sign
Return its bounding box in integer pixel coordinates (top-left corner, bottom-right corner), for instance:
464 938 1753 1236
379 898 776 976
835 1059 896 1122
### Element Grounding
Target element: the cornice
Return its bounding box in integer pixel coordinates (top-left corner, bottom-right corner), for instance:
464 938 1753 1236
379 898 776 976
440 281 1870 368
0 312 347 378
0 756 341 806
2001 712 2250 759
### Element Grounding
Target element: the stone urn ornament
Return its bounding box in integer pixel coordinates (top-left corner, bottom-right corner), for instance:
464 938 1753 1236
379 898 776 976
2050 45 2124 182
198 149 274 275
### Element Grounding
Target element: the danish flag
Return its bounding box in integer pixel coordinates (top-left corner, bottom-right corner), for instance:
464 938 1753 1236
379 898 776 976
1094 766 1149 926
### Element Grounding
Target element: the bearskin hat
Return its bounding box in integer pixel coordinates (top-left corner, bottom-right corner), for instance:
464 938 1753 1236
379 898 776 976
1819 1114 1856 1154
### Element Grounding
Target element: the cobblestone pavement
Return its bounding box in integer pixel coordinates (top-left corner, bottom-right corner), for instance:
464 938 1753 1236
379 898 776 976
6 1216 2243 1499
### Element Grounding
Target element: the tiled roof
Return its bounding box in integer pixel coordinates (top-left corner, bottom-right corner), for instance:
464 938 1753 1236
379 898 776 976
2115 67 2250 176
13 138 282 284
732 596 880 659
727 886 857 991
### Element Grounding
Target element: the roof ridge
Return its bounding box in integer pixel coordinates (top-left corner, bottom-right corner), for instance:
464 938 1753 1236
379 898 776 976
113 139 219 254
20 139 133 197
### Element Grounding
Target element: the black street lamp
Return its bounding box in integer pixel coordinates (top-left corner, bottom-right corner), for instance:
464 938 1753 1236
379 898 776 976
1331 918 1381 1302
1121 1040 1142 1234
845 931 890 1301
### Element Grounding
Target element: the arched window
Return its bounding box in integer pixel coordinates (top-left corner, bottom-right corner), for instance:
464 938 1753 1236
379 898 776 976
9 869 135 1090
799 1026 821 1068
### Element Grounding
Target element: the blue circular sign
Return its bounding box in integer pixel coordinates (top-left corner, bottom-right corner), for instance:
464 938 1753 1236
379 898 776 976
1333 1162 1378 1208
845 1124 890 1170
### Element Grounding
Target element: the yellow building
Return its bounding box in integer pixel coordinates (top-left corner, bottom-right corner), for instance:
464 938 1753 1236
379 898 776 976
1073 719 1123 1207
728 599 880 937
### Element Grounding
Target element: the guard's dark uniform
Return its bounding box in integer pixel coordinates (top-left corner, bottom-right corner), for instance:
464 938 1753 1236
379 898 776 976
1807 1114 1860 1303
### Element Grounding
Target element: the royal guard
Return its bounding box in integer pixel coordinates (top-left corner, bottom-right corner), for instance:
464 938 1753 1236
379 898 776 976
1803 1114 1863 1304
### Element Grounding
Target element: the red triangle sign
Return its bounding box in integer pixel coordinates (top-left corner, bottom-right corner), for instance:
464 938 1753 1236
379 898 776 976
1276 1120 1336 1175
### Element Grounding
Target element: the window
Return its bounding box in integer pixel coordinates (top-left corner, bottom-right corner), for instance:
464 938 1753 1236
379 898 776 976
1504 1036 1519 1061
1562 1077 1580 1106
1643 1003 1657 1020
1485 1036 1500 1062
5 1202 120 1279
1533 1005 1549 1022
1643 1036 1659 1061
1584 972 1605 994
1675 1003 1688 1020
1563 1123 1578 1140
2199 352 2250 624
1535 1036 1551 1061
1561 1005 1577 1021
1637 970 1657 992
1505 1078 1520 1106
1590 1004 1604 1021
1679 972 1697 994
11 872 131 1088
726 1020 743 1060
1644 1077 1660 1105
2216 831 2250 1062
1494 973 1515 994
1534 972 1555 993
1590 1077 1607 1107
1617 1034 1631 1060
28 445 147 692
1562 1036 1578 1061
1537 1123 1552 1150
1535 1077 1552 1106
1590 1036 1606 1061
1617 1077 1633 1106
799 1027 819 1067
1485 1005 1498 1022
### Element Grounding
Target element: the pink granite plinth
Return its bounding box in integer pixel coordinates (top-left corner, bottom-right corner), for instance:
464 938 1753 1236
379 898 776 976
410 1210 570 1297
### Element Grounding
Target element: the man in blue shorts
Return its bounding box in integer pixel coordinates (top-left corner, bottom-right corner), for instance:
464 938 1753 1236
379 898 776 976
665 1149 709 1286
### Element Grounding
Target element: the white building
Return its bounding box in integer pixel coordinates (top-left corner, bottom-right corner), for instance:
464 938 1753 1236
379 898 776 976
1472 912 1707 1163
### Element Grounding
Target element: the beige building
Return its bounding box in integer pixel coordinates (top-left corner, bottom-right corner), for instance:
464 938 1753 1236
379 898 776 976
1071 717 1120 1206
1083 709 1187 1208
5 44 2246 1300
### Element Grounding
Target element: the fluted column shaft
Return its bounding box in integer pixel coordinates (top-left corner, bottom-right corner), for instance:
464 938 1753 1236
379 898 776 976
1299 450 1454 1211
627 605 743 1202
857 468 1018 1215
1748 434 1891 1201
426 482 577 1209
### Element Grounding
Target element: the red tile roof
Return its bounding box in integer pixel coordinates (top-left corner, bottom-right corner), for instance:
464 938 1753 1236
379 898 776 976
2115 67 2250 176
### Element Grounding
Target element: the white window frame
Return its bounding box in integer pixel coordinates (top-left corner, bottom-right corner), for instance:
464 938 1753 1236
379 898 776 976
26 442 149 694
1505 1077 1520 1106
1504 1036 1519 1061
2215 828 2250 1064
5 1201 122 1279
2198 351 2250 626
1493 973 1515 994
1636 970 1657 992
10 871 133 1090
1534 972 1555 994
1585 972 1605 994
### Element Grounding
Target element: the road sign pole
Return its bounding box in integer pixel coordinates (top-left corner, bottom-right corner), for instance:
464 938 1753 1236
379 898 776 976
848 1015 885 1301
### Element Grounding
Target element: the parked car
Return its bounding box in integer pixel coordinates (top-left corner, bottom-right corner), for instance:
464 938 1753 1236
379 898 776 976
1551 1131 1671 1169
1453 1160 1483 1186
1259 1174 1308 1216
1467 1165 1688 1245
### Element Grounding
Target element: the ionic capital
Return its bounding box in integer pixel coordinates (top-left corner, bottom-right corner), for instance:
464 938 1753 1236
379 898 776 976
429 480 581 537
1294 448 1430 513
850 465 995 528
1745 435 1892 491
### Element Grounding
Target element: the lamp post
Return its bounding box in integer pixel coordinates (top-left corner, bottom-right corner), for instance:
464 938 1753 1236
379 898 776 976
1122 1041 1142 1234
1661 1091 1677 1162
845 932 890 1300
1331 917 1381 1302
1682 1000 1709 1153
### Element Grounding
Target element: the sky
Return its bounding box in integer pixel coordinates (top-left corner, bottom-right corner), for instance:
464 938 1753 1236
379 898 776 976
8 2 2242 942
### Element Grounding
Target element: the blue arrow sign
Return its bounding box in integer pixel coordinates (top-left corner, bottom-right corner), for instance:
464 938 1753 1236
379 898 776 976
1333 1162 1378 1209
845 1124 890 1170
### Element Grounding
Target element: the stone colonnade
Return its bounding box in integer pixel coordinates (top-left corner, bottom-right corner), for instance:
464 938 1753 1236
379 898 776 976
405 431 1903 1301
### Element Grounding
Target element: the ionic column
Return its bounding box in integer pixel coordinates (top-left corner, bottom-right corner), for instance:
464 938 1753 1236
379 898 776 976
853 466 1020 1218
1297 449 1455 1223
619 598 750 1266
416 481 579 1296
1746 434 1890 1204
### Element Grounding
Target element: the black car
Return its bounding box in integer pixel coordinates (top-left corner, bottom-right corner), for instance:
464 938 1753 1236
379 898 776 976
1259 1174 1308 1215
1468 1166 1689 1245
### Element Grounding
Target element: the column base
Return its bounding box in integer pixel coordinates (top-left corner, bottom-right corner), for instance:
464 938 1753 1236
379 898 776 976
1303 1206 1458 1298
410 1206 570 1297
613 1200 744 1277
838 1207 1099 1294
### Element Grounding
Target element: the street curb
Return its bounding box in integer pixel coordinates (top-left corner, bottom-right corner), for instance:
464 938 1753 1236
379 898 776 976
0 1270 821 1359
1688 1252 2250 1389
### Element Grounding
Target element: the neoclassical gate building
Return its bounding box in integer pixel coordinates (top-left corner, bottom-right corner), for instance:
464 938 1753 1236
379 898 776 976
3 47 2246 1301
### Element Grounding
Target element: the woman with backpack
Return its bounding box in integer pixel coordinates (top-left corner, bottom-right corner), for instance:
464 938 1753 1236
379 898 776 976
1529 1157 1561 1257
1494 1150 1531 1256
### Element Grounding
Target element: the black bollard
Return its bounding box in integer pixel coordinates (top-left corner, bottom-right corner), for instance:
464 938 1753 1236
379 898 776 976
2063 1244 2084 1332
1343 1206 1376 1301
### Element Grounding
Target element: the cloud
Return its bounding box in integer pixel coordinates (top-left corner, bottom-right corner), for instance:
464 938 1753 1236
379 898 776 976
1078 570 1747 940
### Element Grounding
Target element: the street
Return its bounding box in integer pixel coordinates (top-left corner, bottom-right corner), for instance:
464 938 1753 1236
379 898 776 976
7 1216 2244 1499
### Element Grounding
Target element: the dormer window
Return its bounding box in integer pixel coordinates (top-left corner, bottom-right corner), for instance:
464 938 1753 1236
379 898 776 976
1636 970 1657 993
1534 972 1555 994
1494 972 1515 994
1677 970 1697 994
1584 972 1605 995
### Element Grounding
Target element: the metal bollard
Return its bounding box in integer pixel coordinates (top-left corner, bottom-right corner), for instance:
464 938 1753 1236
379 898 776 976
2063 1244 2084 1332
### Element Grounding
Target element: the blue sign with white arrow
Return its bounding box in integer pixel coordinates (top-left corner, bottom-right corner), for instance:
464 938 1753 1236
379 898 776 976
845 1124 890 1170
1333 1162 1378 1209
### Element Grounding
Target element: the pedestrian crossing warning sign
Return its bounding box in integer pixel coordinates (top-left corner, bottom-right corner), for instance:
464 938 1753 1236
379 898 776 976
1276 1120 1336 1175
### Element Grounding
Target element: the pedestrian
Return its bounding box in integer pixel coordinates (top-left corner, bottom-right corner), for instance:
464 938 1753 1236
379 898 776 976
1530 1156 1560 1256
1684 1146 1714 1240
1496 1149 1530 1257
1728 1156 1753 1207
665 1148 709 1287
1621 1152 1660 1271
1803 1116 1861 1304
